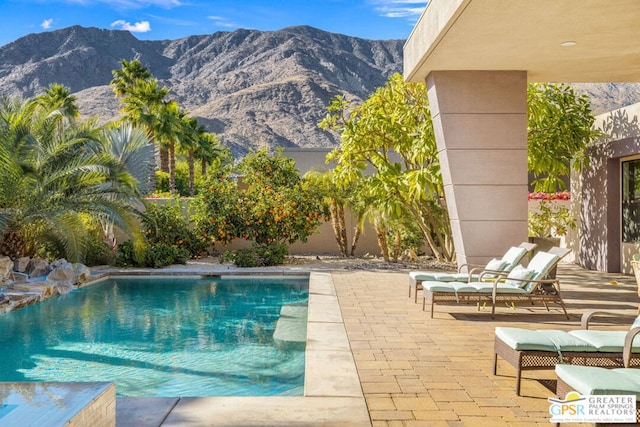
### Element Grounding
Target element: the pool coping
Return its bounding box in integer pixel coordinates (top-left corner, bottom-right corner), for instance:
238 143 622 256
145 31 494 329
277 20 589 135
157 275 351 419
85 269 371 426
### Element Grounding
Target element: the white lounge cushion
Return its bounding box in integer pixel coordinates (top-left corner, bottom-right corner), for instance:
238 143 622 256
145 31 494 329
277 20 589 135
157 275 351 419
496 327 597 352
568 330 640 352
501 246 527 269
504 265 536 288
556 365 640 398
421 281 479 293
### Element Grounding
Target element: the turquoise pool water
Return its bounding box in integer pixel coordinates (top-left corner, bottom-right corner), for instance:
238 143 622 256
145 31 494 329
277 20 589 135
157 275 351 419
0 275 309 397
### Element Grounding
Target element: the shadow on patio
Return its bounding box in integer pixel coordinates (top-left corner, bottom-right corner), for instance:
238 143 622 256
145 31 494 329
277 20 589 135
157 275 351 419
331 263 638 426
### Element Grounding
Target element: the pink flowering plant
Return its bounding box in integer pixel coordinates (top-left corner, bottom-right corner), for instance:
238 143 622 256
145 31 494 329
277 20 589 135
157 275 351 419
528 191 571 201
528 193 576 237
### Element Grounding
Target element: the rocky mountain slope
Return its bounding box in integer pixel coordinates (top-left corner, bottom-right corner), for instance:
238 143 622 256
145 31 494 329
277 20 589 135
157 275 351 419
0 25 639 157
572 82 640 116
0 25 403 156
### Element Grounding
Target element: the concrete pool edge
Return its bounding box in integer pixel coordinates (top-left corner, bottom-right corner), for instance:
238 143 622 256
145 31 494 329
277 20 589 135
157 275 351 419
92 270 370 426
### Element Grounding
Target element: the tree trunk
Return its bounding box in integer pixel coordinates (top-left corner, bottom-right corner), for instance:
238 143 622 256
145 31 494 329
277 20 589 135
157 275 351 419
392 230 401 263
160 147 169 173
375 221 390 262
406 198 456 263
408 202 443 261
100 219 117 251
350 211 364 257
168 142 176 194
337 203 348 257
188 149 195 196
329 200 347 256
429 198 454 261
0 228 27 259
201 158 207 176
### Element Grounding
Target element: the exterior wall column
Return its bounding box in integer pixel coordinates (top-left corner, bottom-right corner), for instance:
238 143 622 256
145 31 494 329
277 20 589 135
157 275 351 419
427 71 529 267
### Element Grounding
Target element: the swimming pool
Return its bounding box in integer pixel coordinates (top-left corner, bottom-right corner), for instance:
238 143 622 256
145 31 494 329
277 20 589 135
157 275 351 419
0 275 309 397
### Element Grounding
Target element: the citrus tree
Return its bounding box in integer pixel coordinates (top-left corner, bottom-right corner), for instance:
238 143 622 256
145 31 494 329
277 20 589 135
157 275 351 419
192 150 327 265
191 168 243 248
237 150 327 246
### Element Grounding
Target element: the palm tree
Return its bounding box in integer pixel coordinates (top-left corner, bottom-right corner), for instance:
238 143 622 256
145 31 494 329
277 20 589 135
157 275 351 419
35 83 80 120
100 123 155 193
177 115 231 196
95 123 155 248
121 79 170 173
179 116 199 196
111 60 171 175
180 117 229 196
0 95 144 261
110 59 153 98
195 132 225 176
154 100 185 194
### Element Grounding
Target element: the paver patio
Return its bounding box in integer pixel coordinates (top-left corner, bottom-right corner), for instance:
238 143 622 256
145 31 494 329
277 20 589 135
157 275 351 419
114 261 639 426
331 263 638 427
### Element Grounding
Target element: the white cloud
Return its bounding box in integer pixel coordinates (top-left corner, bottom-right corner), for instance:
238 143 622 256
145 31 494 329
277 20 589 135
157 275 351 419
147 14 196 26
41 18 54 29
207 15 237 29
110 20 151 32
370 0 428 19
378 6 425 18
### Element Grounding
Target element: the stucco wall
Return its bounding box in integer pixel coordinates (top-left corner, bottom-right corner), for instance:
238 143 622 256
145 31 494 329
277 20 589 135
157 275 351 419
576 103 640 273
528 199 576 264
223 210 383 256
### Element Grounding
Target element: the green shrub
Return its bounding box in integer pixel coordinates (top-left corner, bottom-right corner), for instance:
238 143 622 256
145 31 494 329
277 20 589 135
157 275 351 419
84 236 116 266
142 202 208 257
257 242 288 266
30 216 116 266
231 247 261 267
115 240 138 267
387 218 425 256
115 240 189 268
115 201 207 268
81 217 117 266
225 242 289 267
143 244 189 268
154 164 190 196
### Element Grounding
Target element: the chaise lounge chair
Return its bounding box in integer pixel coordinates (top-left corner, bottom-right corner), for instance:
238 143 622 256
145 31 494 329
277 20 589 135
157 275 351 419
554 323 640 425
555 365 640 426
494 310 640 395
408 242 537 303
420 248 571 319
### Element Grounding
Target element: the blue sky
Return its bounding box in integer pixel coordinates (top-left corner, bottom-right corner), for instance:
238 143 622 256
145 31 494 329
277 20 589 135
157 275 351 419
0 0 428 47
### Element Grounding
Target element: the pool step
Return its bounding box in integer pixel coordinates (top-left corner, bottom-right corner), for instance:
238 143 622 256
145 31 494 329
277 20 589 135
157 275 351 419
273 304 308 347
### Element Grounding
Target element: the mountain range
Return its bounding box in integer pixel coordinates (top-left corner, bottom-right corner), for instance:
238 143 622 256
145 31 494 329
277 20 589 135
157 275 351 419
0 25 639 157
0 25 403 156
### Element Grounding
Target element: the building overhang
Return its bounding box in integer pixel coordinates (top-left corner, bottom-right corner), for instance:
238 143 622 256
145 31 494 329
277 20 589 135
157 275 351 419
404 0 640 83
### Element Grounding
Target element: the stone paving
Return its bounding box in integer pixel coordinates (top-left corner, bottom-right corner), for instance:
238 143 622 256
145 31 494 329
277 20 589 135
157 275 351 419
331 263 639 427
